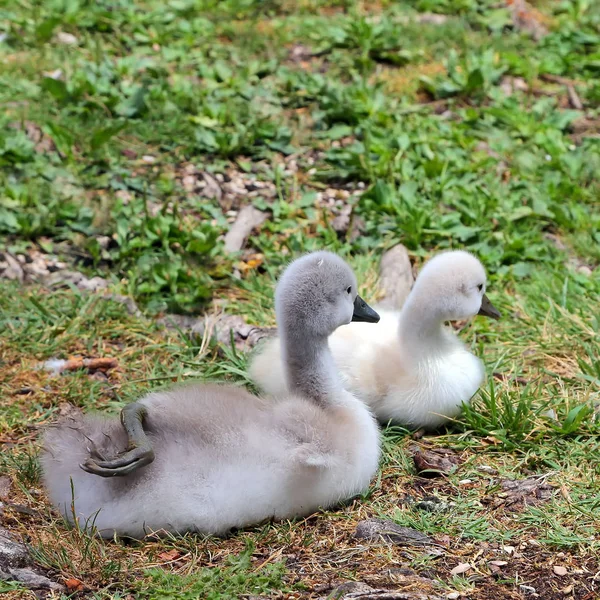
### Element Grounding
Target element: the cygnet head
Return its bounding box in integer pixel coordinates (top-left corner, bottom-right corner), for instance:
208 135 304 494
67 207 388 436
275 251 380 339
411 250 500 322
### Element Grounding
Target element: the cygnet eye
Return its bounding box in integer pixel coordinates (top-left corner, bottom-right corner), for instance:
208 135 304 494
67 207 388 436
346 286 352 294
477 283 483 292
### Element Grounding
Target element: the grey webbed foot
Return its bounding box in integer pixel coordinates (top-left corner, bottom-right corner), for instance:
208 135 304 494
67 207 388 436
79 402 155 477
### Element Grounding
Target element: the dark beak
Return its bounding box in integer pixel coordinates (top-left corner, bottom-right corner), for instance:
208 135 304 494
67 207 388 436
352 295 380 323
478 294 501 320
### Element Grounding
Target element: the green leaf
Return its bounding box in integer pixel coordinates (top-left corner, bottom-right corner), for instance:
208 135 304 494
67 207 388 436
44 122 74 159
298 192 317 208
115 86 148 118
90 123 127 150
0 208 20 232
36 17 60 42
42 77 68 101
465 68 484 94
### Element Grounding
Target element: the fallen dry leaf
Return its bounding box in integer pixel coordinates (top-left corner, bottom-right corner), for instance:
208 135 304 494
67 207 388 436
158 549 181 561
411 446 461 477
43 357 118 375
482 436 503 445
450 562 471 576
64 578 84 592
506 0 548 40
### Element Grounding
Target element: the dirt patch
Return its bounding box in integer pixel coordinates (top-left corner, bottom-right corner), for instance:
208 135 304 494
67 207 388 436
377 63 446 97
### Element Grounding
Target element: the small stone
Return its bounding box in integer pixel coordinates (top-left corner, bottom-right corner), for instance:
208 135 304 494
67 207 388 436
182 175 197 192
76 275 108 292
553 565 568 576
142 155 155 163
417 12 449 25
478 465 498 474
96 235 111 249
0 477 11 499
0 528 29 568
577 265 592 276
56 31 78 45
42 69 63 80
519 584 537 594
331 204 352 234
115 190 132 203
378 244 414 310
3 567 63 591
414 496 446 513
447 593 460 600
0 253 24 282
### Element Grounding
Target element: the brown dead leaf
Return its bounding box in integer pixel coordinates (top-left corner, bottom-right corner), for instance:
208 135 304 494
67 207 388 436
493 372 529 386
506 0 549 40
482 436 502 446
63 357 118 373
64 578 84 592
411 446 461 477
158 549 181 562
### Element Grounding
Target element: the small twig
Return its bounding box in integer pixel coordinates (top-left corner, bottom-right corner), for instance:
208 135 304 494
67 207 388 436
567 85 583 110
252 547 284 573
540 73 587 87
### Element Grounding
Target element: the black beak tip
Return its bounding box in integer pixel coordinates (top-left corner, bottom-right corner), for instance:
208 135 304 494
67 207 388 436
352 295 380 323
478 294 501 320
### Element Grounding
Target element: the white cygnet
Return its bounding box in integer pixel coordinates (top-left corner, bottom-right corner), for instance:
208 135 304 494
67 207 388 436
250 250 500 430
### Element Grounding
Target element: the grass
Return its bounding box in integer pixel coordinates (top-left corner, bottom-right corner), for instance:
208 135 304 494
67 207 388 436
1 0 599 598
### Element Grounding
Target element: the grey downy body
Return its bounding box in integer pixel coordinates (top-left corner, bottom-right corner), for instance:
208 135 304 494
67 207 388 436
41 251 381 539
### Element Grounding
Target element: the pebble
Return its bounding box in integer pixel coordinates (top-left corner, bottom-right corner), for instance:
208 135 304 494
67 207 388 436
56 32 78 45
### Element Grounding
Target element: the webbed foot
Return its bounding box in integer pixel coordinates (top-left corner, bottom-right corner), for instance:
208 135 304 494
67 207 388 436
80 401 155 477
80 445 155 477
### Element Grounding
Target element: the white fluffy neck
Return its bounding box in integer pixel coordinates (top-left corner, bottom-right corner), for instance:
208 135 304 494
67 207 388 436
398 295 457 360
